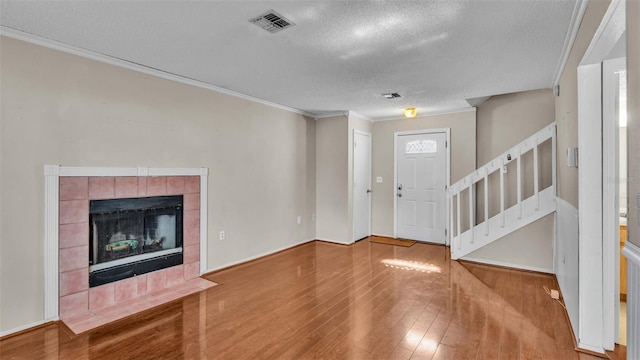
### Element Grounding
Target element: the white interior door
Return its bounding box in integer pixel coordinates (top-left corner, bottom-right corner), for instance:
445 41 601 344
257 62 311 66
396 132 446 243
353 131 371 241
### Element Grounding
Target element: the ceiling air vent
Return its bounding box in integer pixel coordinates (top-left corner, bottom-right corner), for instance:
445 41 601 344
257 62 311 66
382 93 402 99
250 10 295 33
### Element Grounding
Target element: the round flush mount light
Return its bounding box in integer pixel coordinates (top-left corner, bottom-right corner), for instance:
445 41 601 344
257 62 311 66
404 107 417 118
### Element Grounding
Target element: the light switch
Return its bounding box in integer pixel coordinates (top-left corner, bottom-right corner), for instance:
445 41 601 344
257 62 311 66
567 147 578 168
637 194 640 226
376 177 383 183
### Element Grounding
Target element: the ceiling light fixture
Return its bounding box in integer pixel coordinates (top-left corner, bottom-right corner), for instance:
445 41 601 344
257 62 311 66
404 107 417 118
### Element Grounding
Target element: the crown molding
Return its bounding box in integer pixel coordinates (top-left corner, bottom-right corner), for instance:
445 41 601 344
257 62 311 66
1 26 316 118
314 111 349 120
552 0 589 86
347 111 374 122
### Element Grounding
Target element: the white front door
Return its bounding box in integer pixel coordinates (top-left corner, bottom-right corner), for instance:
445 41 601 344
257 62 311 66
396 132 447 243
353 131 371 241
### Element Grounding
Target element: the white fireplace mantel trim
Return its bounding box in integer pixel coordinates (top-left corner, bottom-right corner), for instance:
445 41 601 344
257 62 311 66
43 165 209 321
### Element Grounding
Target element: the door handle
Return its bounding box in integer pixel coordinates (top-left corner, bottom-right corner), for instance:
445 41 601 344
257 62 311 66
366 189 372 193
398 193 402 197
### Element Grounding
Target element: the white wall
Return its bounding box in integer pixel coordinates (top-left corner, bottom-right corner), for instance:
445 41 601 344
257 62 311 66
0 36 317 333
555 198 580 341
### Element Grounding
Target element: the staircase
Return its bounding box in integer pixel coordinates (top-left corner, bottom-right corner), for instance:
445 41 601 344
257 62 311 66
448 124 557 260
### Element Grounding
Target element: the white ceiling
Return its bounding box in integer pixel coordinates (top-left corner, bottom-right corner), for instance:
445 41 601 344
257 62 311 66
0 1 579 120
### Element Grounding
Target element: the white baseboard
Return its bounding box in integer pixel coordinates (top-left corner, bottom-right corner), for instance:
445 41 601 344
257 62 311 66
371 233 394 238
315 237 353 245
0 319 54 338
577 342 605 355
460 256 554 274
204 238 315 274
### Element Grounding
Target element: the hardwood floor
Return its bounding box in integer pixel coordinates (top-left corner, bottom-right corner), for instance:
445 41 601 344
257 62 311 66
0 239 626 359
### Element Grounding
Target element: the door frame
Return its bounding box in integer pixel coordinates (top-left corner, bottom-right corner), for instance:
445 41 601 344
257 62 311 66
602 56 626 346
577 0 626 352
352 129 372 242
393 128 451 244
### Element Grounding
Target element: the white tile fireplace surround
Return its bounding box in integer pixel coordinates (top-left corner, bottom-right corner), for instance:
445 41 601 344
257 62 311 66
44 166 213 333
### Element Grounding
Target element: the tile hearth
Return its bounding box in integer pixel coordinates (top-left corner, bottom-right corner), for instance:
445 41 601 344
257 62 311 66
63 278 216 334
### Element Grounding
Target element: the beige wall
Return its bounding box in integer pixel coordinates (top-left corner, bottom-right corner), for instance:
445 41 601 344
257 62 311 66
556 0 612 208
468 89 555 270
315 113 372 244
315 115 349 243
627 0 640 247
371 111 476 237
0 37 317 332
347 114 373 242
476 89 555 167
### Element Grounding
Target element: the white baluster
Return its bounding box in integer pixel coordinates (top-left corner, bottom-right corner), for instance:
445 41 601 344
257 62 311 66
517 148 522 219
500 158 505 228
456 190 461 250
469 179 474 244
484 168 489 236
534 138 539 211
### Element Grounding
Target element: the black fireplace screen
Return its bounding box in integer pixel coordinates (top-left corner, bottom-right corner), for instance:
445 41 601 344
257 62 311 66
89 195 183 287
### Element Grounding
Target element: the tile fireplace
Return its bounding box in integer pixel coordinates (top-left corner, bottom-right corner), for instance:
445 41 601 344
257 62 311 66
45 167 214 333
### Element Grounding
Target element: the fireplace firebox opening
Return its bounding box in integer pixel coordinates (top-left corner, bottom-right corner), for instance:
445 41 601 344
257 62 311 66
89 195 183 287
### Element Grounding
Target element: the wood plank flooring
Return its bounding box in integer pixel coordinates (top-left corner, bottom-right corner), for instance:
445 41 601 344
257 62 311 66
0 239 626 359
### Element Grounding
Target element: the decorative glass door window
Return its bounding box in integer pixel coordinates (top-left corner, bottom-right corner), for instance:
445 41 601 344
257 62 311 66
406 140 437 154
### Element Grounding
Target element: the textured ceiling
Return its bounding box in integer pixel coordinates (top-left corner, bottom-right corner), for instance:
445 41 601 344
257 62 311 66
0 1 578 120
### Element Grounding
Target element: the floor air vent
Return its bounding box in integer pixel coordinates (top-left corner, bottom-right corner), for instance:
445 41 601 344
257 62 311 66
250 10 295 33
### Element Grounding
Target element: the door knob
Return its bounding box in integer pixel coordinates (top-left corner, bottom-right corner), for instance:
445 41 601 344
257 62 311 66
398 184 403 190
398 193 402 197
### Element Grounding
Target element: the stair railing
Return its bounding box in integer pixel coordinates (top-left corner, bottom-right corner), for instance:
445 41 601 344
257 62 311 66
448 123 557 259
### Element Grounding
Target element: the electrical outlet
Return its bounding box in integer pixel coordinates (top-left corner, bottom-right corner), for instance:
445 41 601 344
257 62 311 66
297 216 301 224
312 213 315 222
219 231 225 240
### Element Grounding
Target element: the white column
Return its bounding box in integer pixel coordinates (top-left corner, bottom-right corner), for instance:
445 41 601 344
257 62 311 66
44 165 60 321
199 168 209 275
